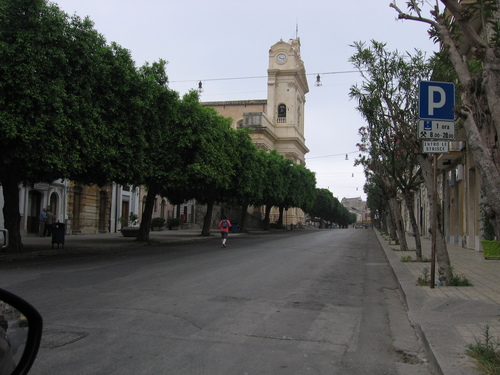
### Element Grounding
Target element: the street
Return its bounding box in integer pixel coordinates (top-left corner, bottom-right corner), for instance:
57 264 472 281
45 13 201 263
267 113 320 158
0 229 432 374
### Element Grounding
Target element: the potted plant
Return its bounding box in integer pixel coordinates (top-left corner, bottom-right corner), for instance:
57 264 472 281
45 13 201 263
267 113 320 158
120 213 140 237
168 218 182 230
151 217 166 231
480 198 500 259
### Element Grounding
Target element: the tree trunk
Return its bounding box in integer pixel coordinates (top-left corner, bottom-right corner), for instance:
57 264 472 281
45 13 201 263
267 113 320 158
435 3 500 239
387 210 397 243
137 186 158 242
201 200 215 236
403 191 423 260
263 205 272 230
1 177 23 253
418 154 453 283
460 93 500 240
389 196 409 251
277 206 284 228
239 204 248 232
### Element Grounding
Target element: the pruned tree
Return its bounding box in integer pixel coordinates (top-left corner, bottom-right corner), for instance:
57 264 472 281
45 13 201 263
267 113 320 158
390 0 500 239
350 41 452 278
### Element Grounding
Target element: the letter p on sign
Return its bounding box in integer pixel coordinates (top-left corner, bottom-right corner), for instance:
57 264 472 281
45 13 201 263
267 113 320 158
419 81 455 121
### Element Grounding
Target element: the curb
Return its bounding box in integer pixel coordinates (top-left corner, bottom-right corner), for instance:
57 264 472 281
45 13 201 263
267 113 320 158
374 230 443 375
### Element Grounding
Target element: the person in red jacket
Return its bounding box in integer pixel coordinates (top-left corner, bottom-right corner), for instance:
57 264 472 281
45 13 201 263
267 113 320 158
218 215 232 247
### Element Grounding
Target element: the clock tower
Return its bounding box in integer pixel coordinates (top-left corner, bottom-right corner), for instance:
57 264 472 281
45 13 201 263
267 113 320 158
267 38 309 164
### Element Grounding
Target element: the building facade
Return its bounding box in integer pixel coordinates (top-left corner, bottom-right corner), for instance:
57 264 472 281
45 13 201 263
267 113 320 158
204 37 310 225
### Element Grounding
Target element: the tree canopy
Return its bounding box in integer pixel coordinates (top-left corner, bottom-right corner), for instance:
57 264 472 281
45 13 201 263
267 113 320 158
0 0 144 251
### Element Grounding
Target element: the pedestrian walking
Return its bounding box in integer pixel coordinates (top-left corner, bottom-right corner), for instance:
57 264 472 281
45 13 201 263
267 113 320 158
38 208 47 237
44 207 54 237
218 216 232 248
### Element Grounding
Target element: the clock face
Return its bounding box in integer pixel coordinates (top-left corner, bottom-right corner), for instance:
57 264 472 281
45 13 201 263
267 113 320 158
276 53 287 63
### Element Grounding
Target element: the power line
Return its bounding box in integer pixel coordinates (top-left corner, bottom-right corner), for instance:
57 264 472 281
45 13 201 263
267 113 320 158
306 150 359 160
170 70 360 84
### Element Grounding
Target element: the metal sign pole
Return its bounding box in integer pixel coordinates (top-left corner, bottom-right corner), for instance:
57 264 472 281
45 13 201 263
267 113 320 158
419 80 455 289
430 154 437 289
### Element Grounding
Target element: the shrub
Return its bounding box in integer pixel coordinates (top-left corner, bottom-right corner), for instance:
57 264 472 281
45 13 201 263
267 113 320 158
466 325 500 374
168 218 182 228
151 217 166 228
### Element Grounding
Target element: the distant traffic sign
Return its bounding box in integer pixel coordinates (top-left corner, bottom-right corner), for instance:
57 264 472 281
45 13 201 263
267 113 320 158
422 141 449 153
418 120 455 140
419 81 455 120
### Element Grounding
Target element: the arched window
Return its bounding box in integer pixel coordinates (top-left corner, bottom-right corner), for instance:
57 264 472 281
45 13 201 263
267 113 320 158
278 104 287 118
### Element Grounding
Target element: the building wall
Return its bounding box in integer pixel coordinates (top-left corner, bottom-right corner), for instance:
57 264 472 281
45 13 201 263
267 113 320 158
66 183 113 235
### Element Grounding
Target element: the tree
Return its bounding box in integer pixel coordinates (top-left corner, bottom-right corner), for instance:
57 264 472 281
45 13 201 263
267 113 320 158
135 60 179 242
390 0 500 239
223 129 265 232
309 189 337 228
364 175 391 232
256 150 289 230
349 41 453 279
0 0 143 251
307 189 355 228
162 93 235 237
278 163 316 227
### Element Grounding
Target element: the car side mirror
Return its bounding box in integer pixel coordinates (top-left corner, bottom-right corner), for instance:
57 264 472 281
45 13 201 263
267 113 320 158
0 289 42 375
1 229 7 249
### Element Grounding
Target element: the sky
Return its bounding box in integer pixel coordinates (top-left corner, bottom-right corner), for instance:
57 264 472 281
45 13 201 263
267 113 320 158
52 0 439 202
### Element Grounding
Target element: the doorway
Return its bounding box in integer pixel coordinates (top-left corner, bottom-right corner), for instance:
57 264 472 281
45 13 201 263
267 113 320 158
121 200 130 227
27 191 41 233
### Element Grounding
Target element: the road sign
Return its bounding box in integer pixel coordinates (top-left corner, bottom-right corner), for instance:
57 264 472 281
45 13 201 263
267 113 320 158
419 81 455 120
418 120 455 140
422 141 449 153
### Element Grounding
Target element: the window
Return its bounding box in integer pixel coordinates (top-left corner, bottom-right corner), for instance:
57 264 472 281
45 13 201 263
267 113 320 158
278 104 287 117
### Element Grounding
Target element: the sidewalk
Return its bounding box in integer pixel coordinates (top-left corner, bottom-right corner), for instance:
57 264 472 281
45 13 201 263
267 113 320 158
2 228 499 374
0 228 233 261
376 230 500 375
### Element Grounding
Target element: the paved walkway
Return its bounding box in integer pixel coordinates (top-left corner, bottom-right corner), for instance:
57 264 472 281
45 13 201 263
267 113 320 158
376 230 500 375
1 228 499 374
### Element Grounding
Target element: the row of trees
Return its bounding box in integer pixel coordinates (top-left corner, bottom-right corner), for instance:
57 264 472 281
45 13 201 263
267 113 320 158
1 0 353 253
350 0 500 284
308 189 357 228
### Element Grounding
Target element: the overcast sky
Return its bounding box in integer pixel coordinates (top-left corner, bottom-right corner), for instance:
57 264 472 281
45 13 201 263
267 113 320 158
53 0 438 201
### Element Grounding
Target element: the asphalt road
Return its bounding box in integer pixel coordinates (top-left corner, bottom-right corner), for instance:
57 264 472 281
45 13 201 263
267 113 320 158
0 229 433 375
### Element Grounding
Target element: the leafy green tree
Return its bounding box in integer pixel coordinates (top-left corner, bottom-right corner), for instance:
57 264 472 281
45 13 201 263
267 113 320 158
309 189 337 228
289 164 317 212
134 60 179 242
255 151 289 230
223 129 265 232
161 93 235 236
0 0 143 251
276 163 316 227
307 189 355 228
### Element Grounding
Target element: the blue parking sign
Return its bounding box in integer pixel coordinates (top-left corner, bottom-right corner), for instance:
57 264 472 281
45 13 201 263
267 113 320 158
419 81 455 120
